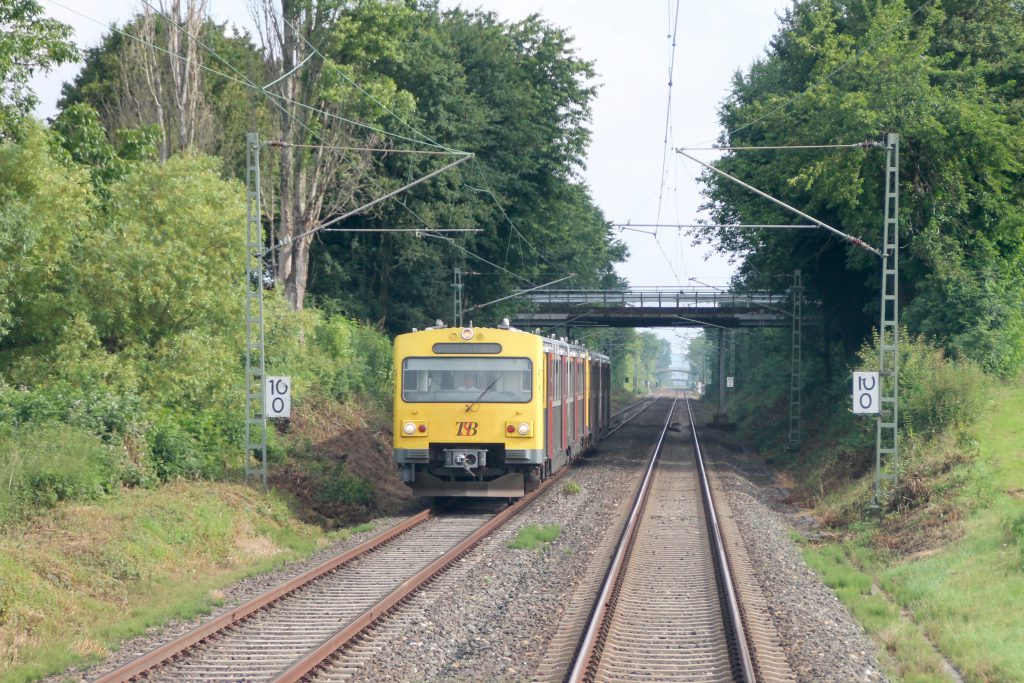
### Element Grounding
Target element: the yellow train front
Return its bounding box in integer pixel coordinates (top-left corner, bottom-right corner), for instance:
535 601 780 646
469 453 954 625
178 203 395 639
393 322 610 499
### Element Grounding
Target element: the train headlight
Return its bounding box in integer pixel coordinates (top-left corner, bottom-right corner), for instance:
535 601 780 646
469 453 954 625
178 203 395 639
460 327 474 340
506 421 531 437
403 421 427 436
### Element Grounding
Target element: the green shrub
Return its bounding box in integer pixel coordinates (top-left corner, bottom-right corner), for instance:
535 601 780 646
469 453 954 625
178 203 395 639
264 293 394 408
0 380 144 440
902 351 986 439
316 471 375 507
146 419 208 481
858 330 986 439
562 480 581 495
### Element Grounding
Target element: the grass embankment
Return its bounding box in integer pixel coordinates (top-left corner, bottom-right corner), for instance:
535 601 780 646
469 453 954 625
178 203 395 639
0 482 373 683
803 378 1024 681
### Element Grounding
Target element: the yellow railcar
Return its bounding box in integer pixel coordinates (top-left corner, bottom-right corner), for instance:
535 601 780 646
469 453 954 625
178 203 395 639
393 322 610 499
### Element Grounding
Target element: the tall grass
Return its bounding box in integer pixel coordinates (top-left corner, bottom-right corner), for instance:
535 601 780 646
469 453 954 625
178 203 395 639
0 423 130 526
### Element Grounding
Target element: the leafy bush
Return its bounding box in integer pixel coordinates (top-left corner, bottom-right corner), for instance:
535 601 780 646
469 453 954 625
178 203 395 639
0 380 144 441
858 330 986 439
315 470 375 508
0 423 128 525
146 419 207 481
265 291 393 408
0 129 399 523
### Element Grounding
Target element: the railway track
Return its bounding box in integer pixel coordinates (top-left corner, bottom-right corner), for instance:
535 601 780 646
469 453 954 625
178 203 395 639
539 394 794 682
96 398 658 683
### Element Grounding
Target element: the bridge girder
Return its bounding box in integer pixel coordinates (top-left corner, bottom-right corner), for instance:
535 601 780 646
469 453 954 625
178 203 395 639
511 307 789 329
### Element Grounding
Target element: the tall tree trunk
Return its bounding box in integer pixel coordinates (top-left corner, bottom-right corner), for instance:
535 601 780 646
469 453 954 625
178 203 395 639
255 0 374 311
119 0 209 162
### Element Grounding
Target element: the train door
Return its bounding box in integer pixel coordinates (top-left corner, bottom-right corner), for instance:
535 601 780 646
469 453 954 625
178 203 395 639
577 358 584 442
583 357 591 445
561 351 568 455
545 350 554 462
569 358 577 448
598 362 606 432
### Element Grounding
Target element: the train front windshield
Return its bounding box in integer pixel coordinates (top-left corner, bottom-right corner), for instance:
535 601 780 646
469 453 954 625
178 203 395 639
402 357 532 403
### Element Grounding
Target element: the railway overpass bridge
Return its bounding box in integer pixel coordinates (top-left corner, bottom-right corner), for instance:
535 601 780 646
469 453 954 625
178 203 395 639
510 287 796 331
509 286 814 432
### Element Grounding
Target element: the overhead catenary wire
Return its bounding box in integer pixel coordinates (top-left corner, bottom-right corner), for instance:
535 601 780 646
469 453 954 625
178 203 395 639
676 148 883 257
463 273 576 313
265 141 469 155
462 163 558 270
274 154 473 250
684 142 881 152
615 223 819 230
420 232 535 286
654 0 683 236
321 228 480 233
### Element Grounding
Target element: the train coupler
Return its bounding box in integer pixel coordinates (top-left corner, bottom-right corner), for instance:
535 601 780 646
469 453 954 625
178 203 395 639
443 448 488 475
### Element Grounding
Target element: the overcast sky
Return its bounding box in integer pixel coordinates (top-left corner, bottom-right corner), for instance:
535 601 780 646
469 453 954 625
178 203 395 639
31 0 792 357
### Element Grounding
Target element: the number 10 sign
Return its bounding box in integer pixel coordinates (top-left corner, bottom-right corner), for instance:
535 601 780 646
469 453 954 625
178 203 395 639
852 371 879 414
266 376 291 418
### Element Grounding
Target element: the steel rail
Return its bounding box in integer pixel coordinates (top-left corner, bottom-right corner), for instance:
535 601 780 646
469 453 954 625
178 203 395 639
273 392 660 682
604 397 657 440
99 399 656 683
684 397 757 682
609 395 657 420
95 509 434 683
273 465 575 681
567 396 678 682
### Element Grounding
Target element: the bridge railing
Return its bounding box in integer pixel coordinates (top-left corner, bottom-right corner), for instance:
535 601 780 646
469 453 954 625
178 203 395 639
519 288 789 310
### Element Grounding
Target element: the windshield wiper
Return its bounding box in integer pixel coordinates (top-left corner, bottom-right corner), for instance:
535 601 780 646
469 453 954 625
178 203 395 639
465 377 500 412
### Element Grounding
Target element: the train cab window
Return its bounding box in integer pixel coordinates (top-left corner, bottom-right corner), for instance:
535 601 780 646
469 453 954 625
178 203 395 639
402 357 532 403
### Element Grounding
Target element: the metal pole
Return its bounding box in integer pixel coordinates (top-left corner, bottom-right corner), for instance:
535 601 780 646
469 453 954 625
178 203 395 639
633 349 639 394
789 269 802 450
874 133 900 507
452 267 462 327
717 327 726 417
244 133 267 491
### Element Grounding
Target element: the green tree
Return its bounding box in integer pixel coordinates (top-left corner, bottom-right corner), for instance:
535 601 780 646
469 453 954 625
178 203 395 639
0 0 77 135
59 15 269 178
696 0 1024 375
0 123 94 348
59 1 627 329
75 154 245 350
308 5 625 333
